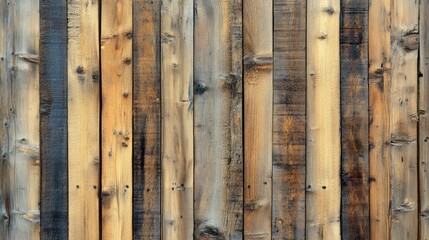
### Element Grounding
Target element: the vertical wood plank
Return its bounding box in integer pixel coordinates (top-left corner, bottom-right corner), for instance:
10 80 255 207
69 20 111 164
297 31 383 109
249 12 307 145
68 0 100 239
39 0 69 238
340 0 369 238
389 0 419 239
243 0 273 239
306 0 340 239
161 0 194 239
101 0 133 239
272 0 306 238
420 0 429 237
0 0 41 239
194 0 243 239
132 0 161 239
368 0 391 238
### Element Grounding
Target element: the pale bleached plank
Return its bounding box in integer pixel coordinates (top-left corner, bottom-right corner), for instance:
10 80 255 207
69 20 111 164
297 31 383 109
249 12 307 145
101 0 133 239
161 0 194 239
306 0 341 239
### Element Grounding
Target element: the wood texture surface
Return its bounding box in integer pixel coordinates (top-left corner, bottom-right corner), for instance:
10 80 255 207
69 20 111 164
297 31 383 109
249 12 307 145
243 1 273 239
161 0 194 239
39 0 69 238
340 0 369 238
272 0 306 239
306 0 341 239
132 0 161 239
0 0 40 239
67 1 100 239
101 0 133 239
194 0 243 239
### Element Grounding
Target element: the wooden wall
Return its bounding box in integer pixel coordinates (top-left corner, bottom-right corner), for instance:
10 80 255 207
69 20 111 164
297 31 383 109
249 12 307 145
0 0 428 239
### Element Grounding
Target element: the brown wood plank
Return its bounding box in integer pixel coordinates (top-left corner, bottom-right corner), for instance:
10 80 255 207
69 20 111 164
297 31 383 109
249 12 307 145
194 0 243 239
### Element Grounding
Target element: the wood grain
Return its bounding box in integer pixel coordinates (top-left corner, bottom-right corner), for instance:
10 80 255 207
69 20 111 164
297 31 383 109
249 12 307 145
161 0 194 239
68 0 100 239
272 0 306 239
340 0 369 238
306 0 341 239
39 0 69 238
194 0 243 239
101 0 133 239
0 0 40 239
132 0 161 239
243 0 273 239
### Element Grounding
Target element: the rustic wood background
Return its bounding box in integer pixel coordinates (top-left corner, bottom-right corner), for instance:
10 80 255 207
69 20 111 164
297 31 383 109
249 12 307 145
0 0 427 239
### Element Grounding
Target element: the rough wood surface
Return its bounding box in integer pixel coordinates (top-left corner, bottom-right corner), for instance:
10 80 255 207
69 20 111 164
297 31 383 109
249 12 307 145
101 0 133 239
272 0 306 239
340 0 369 238
0 0 41 239
132 0 161 239
161 0 194 239
243 1 273 239
67 0 100 239
389 0 419 239
39 0 69 238
306 0 341 239
194 0 243 239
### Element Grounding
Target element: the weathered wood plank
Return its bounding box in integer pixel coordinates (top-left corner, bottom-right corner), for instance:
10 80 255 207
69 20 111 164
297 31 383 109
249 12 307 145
243 0 273 239
194 0 243 239
161 0 194 239
68 0 100 239
306 0 341 239
340 0 369 239
101 0 133 239
0 0 40 239
272 0 306 239
389 0 419 239
39 0 68 238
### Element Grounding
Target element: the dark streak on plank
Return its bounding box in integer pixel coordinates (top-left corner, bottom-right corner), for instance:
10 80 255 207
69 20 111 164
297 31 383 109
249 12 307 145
132 0 161 239
340 0 369 239
273 0 306 239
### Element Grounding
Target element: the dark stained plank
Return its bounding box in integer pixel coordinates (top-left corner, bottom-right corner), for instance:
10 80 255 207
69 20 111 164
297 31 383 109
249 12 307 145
132 0 161 239
340 0 369 239
39 0 68 238
272 0 306 239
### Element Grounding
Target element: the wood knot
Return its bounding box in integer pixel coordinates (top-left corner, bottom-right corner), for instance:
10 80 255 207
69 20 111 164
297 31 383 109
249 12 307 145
76 66 85 74
199 226 224 240
194 80 208 95
400 32 419 52
323 7 335 15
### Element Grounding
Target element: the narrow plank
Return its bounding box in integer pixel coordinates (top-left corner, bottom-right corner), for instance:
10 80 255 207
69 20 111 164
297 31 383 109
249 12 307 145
0 0 40 239
39 0 68 238
132 0 161 239
101 0 133 239
161 0 194 239
272 0 306 238
243 0 273 239
194 0 243 239
340 0 369 238
68 0 100 239
389 0 419 238
368 0 391 238
420 0 429 237
306 0 341 239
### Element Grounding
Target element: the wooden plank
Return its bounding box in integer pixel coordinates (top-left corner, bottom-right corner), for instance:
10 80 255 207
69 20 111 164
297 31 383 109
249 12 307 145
194 0 243 239
0 0 41 239
132 0 161 239
160 0 194 239
243 0 273 239
306 0 341 239
420 0 429 237
39 0 69 238
68 0 100 239
340 0 369 238
389 0 419 239
368 0 391 238
272 0 306 238
100 0 133 239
